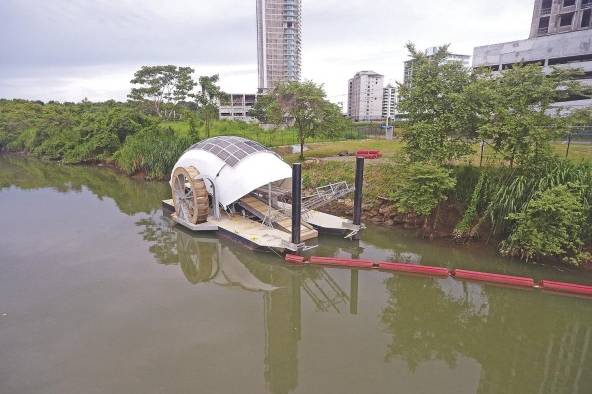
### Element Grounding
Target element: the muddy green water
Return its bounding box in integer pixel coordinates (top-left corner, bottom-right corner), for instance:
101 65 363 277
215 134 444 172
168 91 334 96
1 156 592 394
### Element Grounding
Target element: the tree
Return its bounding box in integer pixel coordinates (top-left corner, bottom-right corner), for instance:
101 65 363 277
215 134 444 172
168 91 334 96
474 64 583 167
266 81 348 160
128 65 196 120
247 94 274 123
191 74 225 138
397 43 477 164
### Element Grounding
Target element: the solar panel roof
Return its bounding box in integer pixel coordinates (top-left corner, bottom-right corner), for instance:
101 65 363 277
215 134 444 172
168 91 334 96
186 136 280 167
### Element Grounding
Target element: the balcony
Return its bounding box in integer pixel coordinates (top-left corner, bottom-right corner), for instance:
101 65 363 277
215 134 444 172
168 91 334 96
540 7 551 15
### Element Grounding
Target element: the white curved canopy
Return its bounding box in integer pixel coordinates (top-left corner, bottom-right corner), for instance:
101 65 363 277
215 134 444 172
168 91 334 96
171 137 292 208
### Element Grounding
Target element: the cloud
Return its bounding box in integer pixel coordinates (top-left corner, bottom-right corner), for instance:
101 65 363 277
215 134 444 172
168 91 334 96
0 0 534 102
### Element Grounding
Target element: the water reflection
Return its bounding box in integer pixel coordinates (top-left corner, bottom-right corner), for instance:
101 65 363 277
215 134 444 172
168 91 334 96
135 213 592 394
137 214 364 394
381 273 592 393
0 155 169 215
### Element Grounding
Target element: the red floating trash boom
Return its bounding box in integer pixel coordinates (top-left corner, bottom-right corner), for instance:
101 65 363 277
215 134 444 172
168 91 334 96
309 256 375 269
451 269 534 288
285 254 305 264
540 280 592 297
379 262 449 277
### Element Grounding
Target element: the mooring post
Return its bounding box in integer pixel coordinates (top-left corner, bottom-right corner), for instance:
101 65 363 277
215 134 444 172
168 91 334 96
291 163 302 246
353 157 365 240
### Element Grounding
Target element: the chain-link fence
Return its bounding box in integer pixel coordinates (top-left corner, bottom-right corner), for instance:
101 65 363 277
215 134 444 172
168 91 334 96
555 128 592 159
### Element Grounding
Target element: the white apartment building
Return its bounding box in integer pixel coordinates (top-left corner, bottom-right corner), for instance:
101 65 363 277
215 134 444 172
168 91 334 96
382 84 397 121
347 71 384 122
219 94 259 122
256 0 302 91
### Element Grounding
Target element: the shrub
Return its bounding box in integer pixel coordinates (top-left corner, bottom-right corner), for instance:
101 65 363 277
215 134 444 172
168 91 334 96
390 162 456 217
500 184 589 265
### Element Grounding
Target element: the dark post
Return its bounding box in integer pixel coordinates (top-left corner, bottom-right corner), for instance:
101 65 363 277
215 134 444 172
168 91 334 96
566 133 572 158
353 157 365 226
291 163 302 245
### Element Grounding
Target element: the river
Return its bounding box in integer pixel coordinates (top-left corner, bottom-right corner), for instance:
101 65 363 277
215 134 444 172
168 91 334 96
1 155 592 394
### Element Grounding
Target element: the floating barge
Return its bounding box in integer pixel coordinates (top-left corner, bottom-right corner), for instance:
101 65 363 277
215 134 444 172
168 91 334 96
163 136 365 252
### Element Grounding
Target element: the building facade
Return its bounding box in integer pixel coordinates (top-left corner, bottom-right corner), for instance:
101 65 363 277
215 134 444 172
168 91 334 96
382 84 397 121
219 94 259 122
474 0 592 111
530 0 592 38
404 47 471 85
347 71 384 122
256 0 302 92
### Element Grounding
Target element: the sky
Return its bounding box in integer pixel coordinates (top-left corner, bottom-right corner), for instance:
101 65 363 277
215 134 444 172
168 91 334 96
0 0 534 105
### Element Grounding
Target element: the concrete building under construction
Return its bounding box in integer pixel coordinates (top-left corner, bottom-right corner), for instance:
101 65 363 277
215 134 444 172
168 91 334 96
256 0 302 92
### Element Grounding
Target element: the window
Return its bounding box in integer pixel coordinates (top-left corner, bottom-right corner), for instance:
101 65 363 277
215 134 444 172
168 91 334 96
559 12 574 26
582 9 591 27
538 16 550 33
563 0 575 6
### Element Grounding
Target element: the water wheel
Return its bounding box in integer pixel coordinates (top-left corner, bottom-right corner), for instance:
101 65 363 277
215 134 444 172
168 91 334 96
171 166 209 224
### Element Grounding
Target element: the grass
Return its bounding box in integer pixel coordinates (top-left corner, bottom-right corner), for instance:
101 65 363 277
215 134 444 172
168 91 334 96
280 139 404 162
162 119 369 148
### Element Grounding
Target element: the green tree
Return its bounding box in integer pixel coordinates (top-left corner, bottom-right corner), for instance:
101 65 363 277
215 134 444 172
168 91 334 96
390 162 457 230
192 74 226 138
266 80 348 160
397 43 477 164
247 94 274 123
500 184 589 265
128 65 195 120
474 64 583 167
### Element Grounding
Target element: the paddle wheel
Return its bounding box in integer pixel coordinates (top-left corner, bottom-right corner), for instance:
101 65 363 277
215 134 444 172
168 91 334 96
171 166 209 224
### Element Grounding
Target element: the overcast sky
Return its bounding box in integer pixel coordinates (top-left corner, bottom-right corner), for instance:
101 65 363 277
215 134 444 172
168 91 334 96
0 0 534 105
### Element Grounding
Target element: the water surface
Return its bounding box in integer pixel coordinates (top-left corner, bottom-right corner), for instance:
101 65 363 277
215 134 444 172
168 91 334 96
1 156 591 394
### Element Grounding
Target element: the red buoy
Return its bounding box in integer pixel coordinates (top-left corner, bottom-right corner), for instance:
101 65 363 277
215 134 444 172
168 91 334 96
285 254 305 264
309 256 375 269
451 269 534 288
540 280 592 297
379 262 449 277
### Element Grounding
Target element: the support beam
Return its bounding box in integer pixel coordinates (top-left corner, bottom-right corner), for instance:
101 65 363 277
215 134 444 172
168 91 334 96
353 157 365 234
291 163 302 245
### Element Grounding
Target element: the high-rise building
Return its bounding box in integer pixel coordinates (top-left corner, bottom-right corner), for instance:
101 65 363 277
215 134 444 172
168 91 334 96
347 71 384 122
473 0 592 111
529 0 592 38
403 47 471 85
256 0 302 92
382 84 397 121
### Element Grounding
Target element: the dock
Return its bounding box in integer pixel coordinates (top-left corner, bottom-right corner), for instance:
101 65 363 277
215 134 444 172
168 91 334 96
163 199 301 251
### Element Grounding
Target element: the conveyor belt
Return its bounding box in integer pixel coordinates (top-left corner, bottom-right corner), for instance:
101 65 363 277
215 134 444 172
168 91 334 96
239 195 318 241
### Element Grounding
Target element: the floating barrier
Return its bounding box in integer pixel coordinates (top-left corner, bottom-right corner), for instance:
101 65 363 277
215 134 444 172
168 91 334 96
379 262 449 277
451 269 534 288
540 280 592 297
285 254 305 264
309 256 375 269
283 254 592 299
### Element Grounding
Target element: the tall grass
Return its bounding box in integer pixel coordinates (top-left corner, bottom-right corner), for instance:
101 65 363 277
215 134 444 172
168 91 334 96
478 159 592 237
114 126 195 180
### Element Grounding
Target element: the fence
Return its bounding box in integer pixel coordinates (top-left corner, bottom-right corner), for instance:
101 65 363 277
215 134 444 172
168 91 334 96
556 128 592 159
